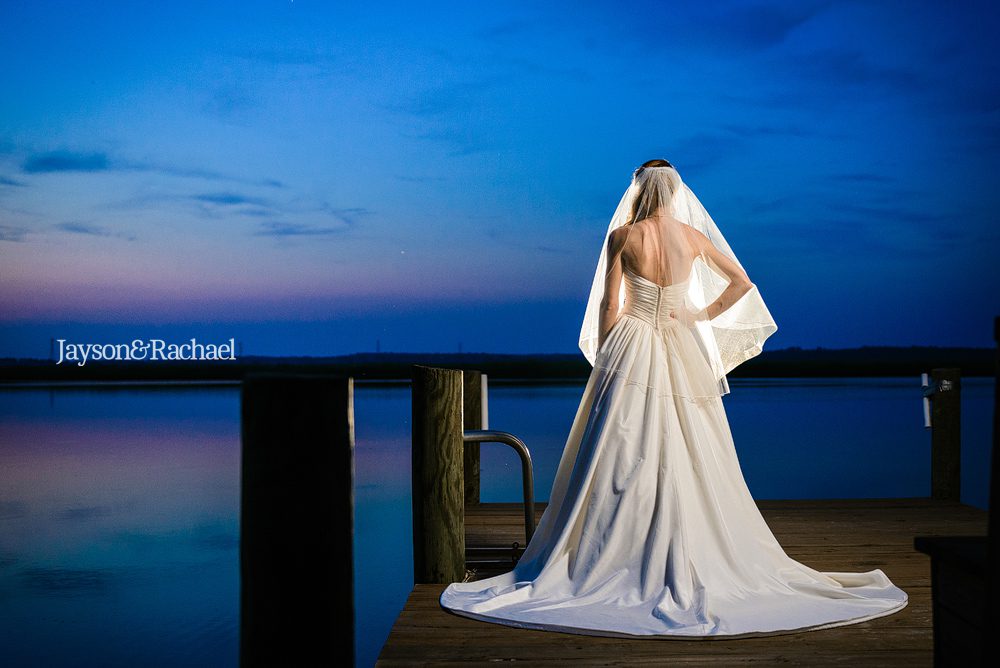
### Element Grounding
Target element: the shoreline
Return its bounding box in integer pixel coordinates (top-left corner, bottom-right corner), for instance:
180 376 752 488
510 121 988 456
0 345 992 383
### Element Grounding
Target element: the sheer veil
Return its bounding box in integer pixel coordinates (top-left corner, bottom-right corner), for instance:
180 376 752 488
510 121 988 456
578 163 778 396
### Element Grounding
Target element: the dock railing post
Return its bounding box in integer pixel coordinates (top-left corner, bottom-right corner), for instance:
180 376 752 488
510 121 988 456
411 364 465 584
931 367 962 502
463 369 483 506
240 373 355 667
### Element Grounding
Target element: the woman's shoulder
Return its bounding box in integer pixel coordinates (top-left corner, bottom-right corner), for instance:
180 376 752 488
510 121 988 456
608 225 630 249
683 224 711 247
609 224 633 243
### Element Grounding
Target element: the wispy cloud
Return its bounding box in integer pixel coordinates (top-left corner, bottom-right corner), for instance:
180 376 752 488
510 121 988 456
836 202 959 227
135 162 284 188
792 47 927 95
52 221 136 241
603 1 832 57
748 195 801 216
485 228 571 254
100 190 368 232
23 151 110 173
748 189 975 259
385 77 504 118
319 205 370 226
393 174 447 183
253 221 350 237
474 18 536 42
201 84 258 121
412 127 500 156
192 192 268 207
233 45 344 67
0 224 29 242
255 204 371 234
665 131 744 175
721 123 820 139
462 20 594 83
829 172 896 184
19 148 284 188
708 1 832 50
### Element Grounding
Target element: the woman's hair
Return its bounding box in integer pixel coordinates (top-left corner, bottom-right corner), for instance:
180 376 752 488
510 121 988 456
628 159 677 224
637 158 672 172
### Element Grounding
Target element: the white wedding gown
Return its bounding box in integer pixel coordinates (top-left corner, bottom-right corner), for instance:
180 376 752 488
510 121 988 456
439 266 908 638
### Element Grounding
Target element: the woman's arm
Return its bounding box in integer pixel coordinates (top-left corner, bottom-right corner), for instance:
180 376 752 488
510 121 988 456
689 227 753 320
598 227 628 348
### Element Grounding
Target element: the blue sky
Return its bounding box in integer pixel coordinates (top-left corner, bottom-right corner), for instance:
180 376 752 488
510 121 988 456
1 0 998 358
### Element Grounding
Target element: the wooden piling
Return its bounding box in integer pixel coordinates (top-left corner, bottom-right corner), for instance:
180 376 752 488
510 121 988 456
463 369 483 506
915 335 998 666
931 367 961 501
990 316 999 644
411 365 465 584
240 373 355 667
991 317 1000 543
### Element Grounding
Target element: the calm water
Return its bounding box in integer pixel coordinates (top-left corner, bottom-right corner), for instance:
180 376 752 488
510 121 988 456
0 377 993 667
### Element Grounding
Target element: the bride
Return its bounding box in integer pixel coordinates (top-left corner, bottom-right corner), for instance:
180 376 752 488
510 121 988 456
439 159 908 638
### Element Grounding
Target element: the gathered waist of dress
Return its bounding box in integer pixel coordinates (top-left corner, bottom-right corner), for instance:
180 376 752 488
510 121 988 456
621 294 685 330
620 269 692 331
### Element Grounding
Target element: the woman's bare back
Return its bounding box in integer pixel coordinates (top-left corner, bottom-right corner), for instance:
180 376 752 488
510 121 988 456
619 216 698 287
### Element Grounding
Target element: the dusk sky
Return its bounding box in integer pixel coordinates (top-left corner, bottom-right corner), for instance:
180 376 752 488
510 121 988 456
1 0 998 358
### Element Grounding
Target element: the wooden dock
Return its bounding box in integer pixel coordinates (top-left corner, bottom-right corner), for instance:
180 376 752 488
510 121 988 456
378 498 987 666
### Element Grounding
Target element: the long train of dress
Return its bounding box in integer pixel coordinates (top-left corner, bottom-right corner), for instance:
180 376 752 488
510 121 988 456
439 268 907 638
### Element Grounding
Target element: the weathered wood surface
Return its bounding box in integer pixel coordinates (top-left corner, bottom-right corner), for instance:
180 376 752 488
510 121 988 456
930 368 962 502
462 369 483 506
379 498 987 666
411 365 465 584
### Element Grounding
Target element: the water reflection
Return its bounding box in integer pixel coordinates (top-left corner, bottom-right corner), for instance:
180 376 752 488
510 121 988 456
0 386 240 668
0 377 992 667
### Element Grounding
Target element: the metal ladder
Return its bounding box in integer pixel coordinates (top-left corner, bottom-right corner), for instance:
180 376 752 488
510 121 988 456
463 429 536 568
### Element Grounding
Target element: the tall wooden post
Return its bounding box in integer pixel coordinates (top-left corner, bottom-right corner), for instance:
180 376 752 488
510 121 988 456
463 369 483 506
989 316 1000 645
411 365 465 584
931 367 961 502
991 316 1000 544
240 373 355 667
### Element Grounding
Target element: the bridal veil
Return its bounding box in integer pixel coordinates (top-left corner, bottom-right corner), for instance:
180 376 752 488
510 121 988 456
579 163 778 397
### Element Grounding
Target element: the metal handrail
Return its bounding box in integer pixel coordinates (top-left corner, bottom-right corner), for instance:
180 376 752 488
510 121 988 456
463 429 535 544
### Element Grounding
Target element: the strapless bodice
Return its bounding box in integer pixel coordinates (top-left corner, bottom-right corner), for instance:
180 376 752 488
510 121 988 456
621 268 690 330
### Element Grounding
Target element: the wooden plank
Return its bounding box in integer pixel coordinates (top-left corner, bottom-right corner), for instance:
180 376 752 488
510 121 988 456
379 498 987 666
